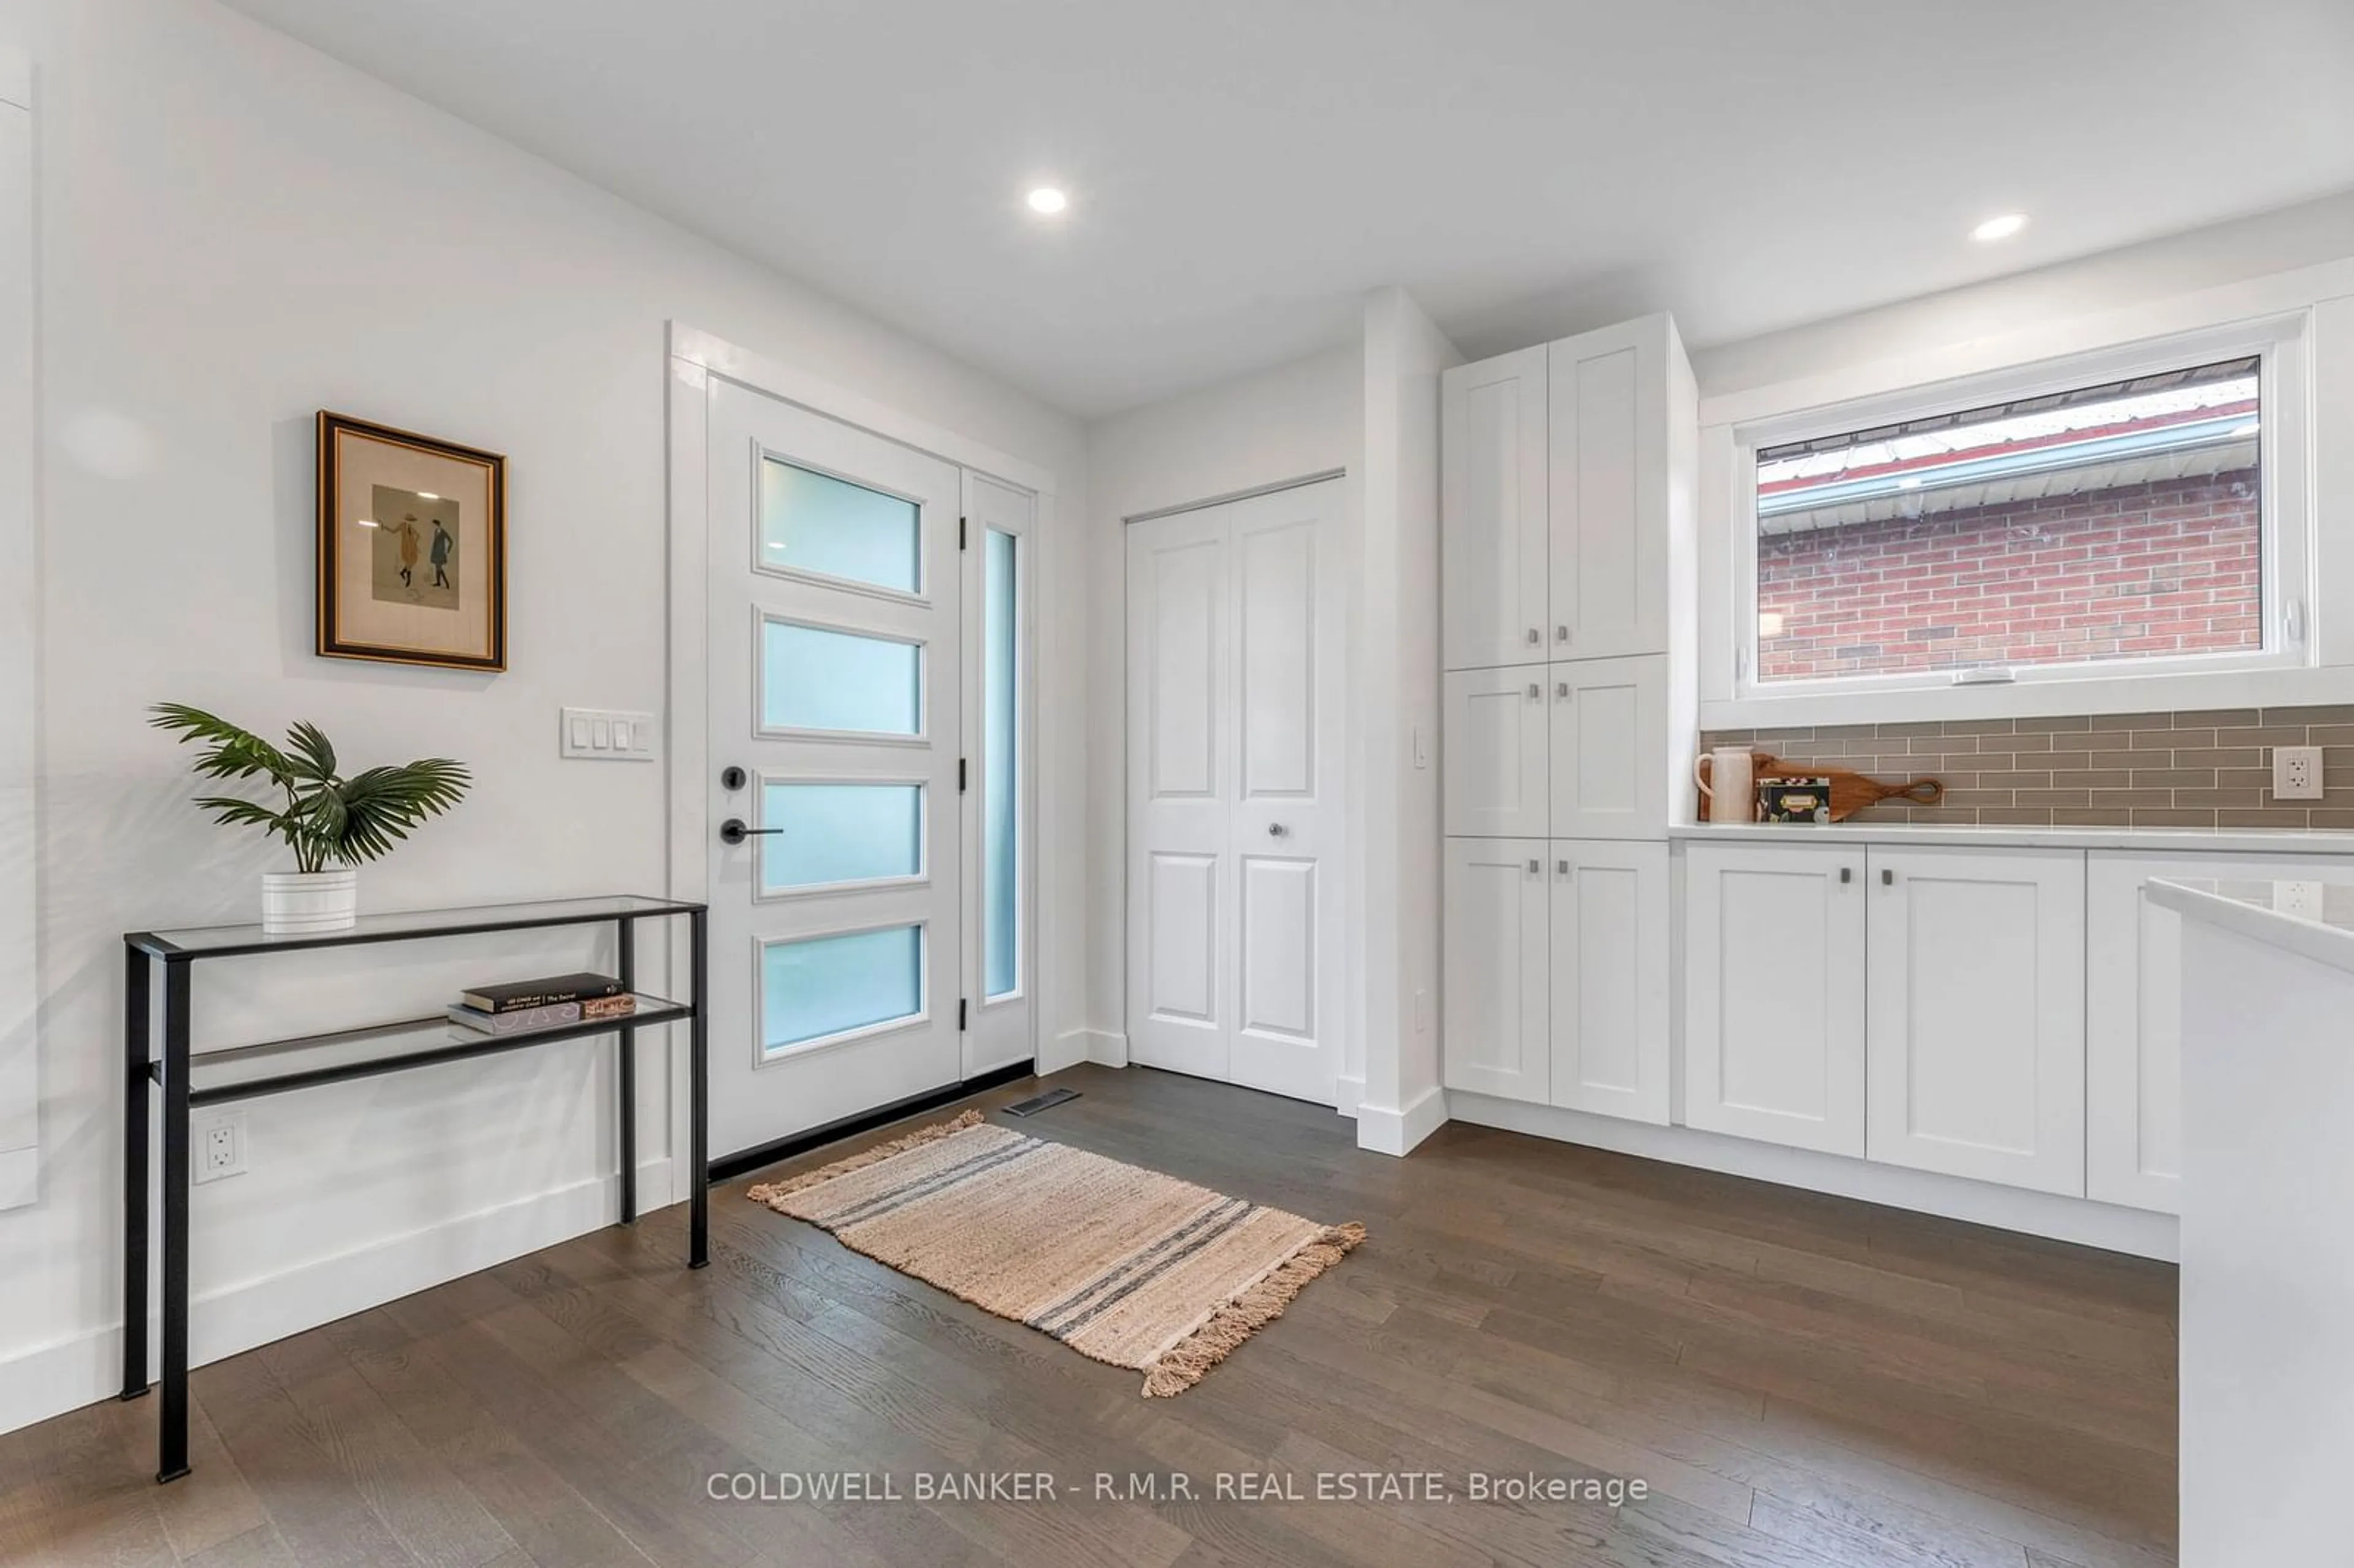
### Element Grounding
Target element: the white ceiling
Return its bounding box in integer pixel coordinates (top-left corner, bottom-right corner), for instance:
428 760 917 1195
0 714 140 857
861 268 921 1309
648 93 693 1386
222 0 2354 417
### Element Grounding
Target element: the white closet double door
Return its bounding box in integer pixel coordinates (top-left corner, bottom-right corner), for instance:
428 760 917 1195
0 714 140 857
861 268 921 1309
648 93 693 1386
1126 481 1342 1105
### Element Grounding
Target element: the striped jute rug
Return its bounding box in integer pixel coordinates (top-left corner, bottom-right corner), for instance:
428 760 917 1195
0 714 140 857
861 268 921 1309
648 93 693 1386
747 1110 1365 1396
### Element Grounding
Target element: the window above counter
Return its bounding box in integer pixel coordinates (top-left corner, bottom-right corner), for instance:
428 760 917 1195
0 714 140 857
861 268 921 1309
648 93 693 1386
1697 279 2354 731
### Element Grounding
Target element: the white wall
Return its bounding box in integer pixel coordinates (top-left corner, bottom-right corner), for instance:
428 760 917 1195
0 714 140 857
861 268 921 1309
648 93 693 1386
0 0 1086 1437
1693 188 2354 398
1352 289 1459 1151
1080 345 1362 1067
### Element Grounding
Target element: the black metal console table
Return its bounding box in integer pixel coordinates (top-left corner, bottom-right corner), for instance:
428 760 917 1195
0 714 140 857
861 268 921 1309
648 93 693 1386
120 894 708 1483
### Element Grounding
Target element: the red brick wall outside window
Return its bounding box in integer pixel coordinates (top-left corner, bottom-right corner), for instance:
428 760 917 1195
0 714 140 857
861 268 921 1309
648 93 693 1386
1756 469 2261 682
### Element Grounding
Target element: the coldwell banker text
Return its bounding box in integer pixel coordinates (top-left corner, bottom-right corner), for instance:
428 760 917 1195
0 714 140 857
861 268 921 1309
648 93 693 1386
704 1471 1651 1507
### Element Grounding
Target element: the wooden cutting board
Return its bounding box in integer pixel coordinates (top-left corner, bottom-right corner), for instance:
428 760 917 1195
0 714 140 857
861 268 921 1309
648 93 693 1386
1759 763 1943 822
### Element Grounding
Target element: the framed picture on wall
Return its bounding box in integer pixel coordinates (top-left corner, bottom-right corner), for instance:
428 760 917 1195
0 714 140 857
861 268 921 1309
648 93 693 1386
315 411 507 671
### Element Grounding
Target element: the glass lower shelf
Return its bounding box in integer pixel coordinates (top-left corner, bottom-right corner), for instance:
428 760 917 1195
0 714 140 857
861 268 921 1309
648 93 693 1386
160 994 692 1106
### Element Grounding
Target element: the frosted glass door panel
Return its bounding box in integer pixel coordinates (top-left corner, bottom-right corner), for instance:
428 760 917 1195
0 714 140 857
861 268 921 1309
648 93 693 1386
759 782 922 892
763 924 924 1053
760 457 921 594
761 619 921 736
984 527 1019 997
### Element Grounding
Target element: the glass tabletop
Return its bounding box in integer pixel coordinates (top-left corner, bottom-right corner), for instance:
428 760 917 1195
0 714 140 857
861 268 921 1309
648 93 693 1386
128 894 703 958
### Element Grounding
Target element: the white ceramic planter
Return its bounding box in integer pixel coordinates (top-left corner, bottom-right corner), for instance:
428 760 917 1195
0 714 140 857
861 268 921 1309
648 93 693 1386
261 869 357 935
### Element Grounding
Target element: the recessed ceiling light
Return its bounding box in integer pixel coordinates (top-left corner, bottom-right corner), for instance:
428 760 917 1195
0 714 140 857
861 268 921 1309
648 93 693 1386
1971 213 2028 243
1026 186 1068 215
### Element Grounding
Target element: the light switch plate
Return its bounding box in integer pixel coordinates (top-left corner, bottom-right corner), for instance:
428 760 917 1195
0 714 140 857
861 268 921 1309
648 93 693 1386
561 708 657 761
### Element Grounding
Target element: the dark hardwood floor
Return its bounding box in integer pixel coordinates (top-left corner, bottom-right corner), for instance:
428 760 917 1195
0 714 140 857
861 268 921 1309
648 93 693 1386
1 1064 2177 1567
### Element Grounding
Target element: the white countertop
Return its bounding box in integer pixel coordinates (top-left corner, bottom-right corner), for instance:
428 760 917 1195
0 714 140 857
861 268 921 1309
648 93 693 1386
2147 877 2354 977
1669 821 2354 856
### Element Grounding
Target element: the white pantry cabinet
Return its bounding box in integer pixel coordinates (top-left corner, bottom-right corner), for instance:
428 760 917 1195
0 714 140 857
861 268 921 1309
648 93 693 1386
1441 315 1685 673
1865 847 2087 1197
1442 839 1550 1102
1440 346 1548 671
1548 655 1666 840
1548 319 1673 661
1441 667 1549 838
2086 851 2354 1214
1683 842 1867 1156
1548 840 1670 1124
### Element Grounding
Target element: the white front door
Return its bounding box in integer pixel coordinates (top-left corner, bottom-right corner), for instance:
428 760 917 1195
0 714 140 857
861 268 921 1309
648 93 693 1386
704 380 964 1159
1126 481 1342 1105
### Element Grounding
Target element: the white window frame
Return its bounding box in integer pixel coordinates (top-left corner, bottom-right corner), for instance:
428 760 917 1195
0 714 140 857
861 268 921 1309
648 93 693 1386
1702 308 2325 729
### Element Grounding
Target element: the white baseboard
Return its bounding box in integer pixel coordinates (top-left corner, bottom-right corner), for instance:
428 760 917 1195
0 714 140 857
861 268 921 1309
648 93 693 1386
1333 1074 1364 1119
1039 1027 1093 1076
0 1155 672 1439
1449 1094 2179 1262
0 1144 33 1212
1355 1084 1447 1157
1073 1028 1129 1069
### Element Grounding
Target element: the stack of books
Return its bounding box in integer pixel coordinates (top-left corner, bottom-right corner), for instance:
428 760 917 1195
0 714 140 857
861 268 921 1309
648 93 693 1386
448 972 637 1035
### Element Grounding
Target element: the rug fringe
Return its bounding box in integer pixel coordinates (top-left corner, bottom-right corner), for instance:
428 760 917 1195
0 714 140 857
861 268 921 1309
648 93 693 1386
745 1109 986 1207
1140 1220 1366 1398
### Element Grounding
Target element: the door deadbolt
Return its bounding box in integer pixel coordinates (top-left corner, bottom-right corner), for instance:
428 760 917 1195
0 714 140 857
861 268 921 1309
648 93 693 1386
720 765 748 791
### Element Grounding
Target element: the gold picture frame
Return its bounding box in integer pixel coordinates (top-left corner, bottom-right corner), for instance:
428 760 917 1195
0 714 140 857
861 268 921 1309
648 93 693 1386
316 411 507 671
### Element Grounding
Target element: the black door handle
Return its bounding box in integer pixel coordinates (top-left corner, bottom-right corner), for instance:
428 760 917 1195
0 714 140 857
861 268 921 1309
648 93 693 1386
719 817 785 845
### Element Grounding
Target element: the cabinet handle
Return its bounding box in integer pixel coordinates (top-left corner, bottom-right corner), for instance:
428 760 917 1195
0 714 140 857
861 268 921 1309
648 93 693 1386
1526 858 1541 875
1881 867 1894 886
1527 682 1542 699
1556 858 1570 875
1839 866 1851 883
1556 680 1571 699
1555 624 1570 643
1526 628 1542 646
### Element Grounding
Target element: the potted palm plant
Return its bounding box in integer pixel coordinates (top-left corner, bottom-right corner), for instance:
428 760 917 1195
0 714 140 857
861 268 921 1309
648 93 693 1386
151 702 471 934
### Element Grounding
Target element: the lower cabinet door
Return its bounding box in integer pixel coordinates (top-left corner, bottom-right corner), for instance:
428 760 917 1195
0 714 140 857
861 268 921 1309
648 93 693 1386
1442 837 1550 1103
1865 847 2086 1195
2087 851 2354 1214
1548 840 1669 1123
1683 842 1867 1155
1442 668 1549 838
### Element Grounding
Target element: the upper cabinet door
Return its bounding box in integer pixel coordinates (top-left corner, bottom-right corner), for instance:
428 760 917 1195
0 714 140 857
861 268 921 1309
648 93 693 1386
1442 666 1549 839
1442 838 1551 1104
1866 847 2087 1197
1441 346 1548 671
1683 842 1867 1156
1549 840 1669 1124
1547 655 1665 839
1548 318 1675 661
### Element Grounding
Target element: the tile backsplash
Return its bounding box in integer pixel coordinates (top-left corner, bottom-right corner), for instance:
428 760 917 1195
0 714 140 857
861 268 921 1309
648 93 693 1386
1701 706 2354 830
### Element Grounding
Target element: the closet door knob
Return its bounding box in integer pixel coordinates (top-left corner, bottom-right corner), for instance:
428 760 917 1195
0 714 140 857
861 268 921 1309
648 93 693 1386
1267 823 1288 838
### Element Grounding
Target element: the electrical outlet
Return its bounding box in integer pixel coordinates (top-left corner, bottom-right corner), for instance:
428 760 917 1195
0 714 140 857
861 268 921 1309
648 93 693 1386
194 1111 246 1184
2274 745 2325 801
